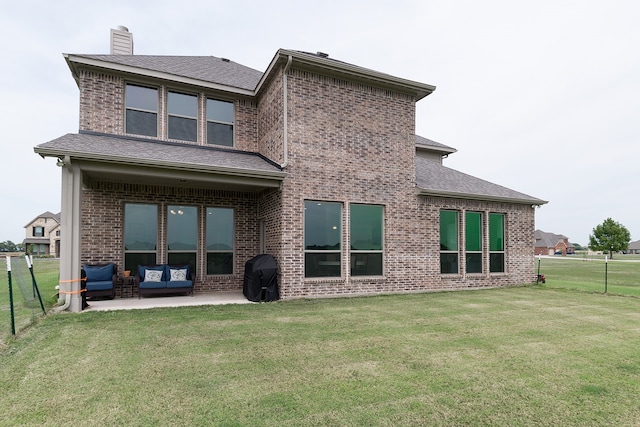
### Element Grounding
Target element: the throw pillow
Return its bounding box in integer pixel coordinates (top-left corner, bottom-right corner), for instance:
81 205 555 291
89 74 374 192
145 270 163 282
170 268 187 281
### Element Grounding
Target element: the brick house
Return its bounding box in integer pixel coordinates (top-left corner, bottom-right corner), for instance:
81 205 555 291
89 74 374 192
534 230 574 256
35 28 546 311
23 211 61 257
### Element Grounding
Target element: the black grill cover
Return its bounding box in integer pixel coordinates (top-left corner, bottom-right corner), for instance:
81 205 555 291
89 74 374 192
243 254 279 302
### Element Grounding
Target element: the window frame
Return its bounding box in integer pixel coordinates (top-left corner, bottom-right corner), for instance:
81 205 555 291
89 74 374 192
304 201 343 278
166 205 198 272
206 98 235 147
167 91 198 142
440 210 459 274
205 207 234 276
125 84 158 137
33 226 44 237
123 203 158 275
465 211 483 274
349 203 384 277
489 213 506 273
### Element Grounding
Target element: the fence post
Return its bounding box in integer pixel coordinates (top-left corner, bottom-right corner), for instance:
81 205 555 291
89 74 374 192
6 256 15 336
604 256 608 293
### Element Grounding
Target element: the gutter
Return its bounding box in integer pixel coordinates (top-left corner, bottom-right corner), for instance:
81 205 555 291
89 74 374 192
418 188 548 206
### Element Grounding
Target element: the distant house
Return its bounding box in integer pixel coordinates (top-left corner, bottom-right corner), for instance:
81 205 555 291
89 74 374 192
534 230 574 256
23 211 61 257
628 240 640 254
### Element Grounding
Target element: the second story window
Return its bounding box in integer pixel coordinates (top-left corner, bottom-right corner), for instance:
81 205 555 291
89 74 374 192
168 92 198 142
125 84 158 137
33 226 44 237
207 99 234 147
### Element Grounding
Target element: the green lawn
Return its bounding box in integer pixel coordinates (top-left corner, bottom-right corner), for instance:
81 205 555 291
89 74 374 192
2 287 640 426
537 255 640 296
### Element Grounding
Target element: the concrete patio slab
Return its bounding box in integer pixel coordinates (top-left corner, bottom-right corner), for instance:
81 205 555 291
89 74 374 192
84 291 253 312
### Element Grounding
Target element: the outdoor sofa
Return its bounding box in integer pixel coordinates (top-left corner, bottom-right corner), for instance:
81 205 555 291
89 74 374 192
135 264 195 298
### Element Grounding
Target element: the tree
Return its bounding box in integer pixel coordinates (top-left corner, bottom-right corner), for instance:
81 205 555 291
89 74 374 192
588 218 631 259
0 240 19 252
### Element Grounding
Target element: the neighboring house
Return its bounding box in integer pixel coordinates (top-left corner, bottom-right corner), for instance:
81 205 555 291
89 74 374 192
534 230 574 256
34 27 547 312
23 211 61 257
627 240 640 254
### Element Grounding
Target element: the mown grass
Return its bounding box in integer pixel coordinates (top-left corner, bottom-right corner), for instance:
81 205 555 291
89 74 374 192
2 287 640 426
537 255 640 296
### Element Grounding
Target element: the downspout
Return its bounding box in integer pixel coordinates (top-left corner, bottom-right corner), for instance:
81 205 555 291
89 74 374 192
281 55 292 168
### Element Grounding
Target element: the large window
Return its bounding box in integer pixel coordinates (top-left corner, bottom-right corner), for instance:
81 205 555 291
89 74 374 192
440 210 459 274
125 84 158 137
465 212 483 273
206 207 234 275
206 99 234 146
305 201 342 278
350 204 383 276
124 203 158 274
489 213 505 273
168 92 198 142
167 205 197 271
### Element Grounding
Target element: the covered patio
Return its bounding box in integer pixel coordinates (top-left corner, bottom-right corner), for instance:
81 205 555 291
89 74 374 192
85 291 253 312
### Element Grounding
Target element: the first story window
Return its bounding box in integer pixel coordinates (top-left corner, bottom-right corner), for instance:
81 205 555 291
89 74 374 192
206 207 234 275
125 84 158 137
440 210 459 274
304 201 342 278
124 203 158 274
350 204 383 276
489 213 505 273
167 205 198 271
124 203 235 276
465 211 483 273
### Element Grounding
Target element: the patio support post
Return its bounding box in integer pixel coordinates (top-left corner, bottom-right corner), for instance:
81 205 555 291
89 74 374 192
59 158 83 312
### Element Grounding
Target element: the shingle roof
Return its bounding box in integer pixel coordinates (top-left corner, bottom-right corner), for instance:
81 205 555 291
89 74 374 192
534 230 570 248
24 211 61 228
35 132 284 178
69 55 263 91
416 156 546 205
628 240 640 250
414 135 457 154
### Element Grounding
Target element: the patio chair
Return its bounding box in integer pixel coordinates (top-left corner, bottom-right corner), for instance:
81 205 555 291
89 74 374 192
82 263 117 299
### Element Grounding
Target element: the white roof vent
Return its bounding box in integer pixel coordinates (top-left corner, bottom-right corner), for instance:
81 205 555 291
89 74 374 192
110 26 133 55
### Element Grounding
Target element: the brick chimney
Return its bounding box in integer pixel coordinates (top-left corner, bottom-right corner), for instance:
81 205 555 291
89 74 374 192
110 26 133 55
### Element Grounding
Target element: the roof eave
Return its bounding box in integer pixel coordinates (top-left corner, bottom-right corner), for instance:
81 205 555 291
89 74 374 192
418 188 548 206
256 49 436 99
34 145 287 182
64 54 255 96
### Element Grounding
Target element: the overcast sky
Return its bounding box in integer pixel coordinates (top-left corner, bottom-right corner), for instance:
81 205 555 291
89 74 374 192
2 0 638 245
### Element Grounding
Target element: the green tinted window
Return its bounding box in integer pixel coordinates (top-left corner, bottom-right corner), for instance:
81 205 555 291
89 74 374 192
489 213 504 251
350 205 383 250
465 212 482 251
440 211 458 251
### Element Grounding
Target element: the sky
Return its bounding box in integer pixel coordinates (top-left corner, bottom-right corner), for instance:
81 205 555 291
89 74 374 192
1 0 639 246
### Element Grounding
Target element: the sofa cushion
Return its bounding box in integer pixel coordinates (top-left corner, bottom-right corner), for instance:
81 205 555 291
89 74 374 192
169 268 187 281
139 280 167 289
138 265 165 282
86 280 114 291
165 264 191 281
84 264 114 282
144 270 163 282
166 280 193 289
